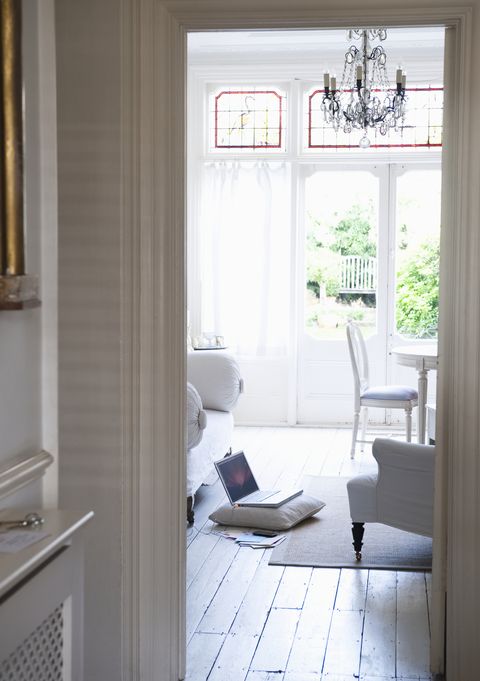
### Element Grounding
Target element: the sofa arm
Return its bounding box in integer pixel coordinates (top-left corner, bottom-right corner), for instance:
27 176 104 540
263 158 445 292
187 350 243 412
186 382 207 450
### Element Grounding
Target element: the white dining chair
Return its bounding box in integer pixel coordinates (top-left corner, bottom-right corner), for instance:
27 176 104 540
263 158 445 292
346 321 418 459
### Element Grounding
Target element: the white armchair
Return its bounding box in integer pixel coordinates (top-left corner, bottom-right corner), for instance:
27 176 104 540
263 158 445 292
346 437 435 560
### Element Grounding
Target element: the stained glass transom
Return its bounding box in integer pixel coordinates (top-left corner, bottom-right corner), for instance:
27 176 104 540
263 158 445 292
307 87 443 149
212 89 284 149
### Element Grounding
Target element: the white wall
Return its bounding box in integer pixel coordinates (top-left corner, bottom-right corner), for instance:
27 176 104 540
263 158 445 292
0 0 57 511
55 1 122 679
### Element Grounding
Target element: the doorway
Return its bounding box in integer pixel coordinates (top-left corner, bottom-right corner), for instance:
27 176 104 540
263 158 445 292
186 24 445 681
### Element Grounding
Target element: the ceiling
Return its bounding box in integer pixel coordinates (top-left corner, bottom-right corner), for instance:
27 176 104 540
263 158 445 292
188 28 445 84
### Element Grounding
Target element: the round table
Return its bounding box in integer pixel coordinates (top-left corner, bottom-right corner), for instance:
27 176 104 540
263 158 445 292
391 343 438 444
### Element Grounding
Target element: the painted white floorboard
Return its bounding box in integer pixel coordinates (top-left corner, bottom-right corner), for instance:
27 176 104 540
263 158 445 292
360 570 397 678
185 632 224 681
186 537 239 642
334 567 369 611
186 529 219 588
284 568 339 676
208 553 284 681
273 567 312 609
396 571 431 678
208 633 262 681
229 553 284 635
321 608 364 677
250 608 300 672
198 544 264 634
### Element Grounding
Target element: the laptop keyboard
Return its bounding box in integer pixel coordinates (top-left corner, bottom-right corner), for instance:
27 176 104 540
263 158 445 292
243 490 279 502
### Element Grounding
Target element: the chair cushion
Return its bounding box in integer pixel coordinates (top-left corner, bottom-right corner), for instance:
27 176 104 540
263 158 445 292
209 494 325 531
361 384 418 401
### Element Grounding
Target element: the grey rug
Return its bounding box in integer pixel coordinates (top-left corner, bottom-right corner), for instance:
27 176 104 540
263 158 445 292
269 475 432 571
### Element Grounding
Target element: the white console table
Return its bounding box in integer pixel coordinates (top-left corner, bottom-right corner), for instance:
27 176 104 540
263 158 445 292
0 509 93 681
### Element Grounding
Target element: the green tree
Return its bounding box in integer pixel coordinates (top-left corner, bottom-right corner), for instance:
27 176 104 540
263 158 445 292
329 203 376 257
396 238 439 337
306 202 376 298
306 246 340 297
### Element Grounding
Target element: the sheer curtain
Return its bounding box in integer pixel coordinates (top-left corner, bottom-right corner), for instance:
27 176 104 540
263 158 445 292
197 161 291 356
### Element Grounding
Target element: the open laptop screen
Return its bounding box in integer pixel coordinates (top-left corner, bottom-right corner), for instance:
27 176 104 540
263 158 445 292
215 451 259 503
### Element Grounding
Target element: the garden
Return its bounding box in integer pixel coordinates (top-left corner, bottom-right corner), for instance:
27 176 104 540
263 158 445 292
305 199 440 340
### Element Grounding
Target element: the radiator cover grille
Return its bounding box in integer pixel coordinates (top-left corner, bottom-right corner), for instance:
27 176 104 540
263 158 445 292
0 604 64 681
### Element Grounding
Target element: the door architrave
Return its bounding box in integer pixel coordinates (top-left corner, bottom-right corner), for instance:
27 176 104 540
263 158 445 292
123 3 471 678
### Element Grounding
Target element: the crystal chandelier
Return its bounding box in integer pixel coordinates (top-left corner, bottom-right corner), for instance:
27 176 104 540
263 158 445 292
322 28 407 148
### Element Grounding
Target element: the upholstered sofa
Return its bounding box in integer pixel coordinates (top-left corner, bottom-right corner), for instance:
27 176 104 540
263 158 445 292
186 350 243 523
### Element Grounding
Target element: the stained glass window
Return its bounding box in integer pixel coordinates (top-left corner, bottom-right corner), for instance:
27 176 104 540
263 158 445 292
306 87 443 149
211 89 284 150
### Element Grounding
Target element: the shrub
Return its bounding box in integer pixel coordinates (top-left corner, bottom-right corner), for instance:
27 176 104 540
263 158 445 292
396 238 439 338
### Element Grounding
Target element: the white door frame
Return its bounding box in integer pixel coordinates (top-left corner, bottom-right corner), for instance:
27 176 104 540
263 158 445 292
126 3 472 679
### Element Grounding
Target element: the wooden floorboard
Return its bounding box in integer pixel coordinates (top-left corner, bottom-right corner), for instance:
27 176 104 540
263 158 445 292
360 570 397 678
186 426 433 681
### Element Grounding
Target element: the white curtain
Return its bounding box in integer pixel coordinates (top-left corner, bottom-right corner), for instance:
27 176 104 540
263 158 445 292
197 161 291 356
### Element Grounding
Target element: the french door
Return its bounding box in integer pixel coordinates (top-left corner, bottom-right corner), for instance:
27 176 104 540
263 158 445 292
296 162 441 425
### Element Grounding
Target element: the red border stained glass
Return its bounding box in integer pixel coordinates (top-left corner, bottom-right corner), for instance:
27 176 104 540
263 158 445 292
307 87 443 149
214 90 283 149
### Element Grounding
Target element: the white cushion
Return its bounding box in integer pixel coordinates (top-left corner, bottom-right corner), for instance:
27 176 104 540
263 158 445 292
209 494 325 531
187 351 243 412
361 384 418 401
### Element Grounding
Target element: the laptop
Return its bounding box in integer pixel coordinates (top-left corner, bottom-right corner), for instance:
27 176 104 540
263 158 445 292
214 451 303 508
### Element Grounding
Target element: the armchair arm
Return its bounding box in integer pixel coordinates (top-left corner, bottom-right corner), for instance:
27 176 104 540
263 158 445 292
187 351 243 412
373 438 435 537
373 437 435 474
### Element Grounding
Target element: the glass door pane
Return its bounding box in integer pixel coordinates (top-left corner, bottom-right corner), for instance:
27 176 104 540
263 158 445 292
394 168 441 339
297 166 387 425
304 170 379 339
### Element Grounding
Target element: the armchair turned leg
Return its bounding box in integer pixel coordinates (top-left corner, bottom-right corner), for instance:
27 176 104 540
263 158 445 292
187 496 194 525
352 522 365 561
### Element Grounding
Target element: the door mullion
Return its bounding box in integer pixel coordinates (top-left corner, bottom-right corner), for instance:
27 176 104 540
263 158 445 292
385 163 400 387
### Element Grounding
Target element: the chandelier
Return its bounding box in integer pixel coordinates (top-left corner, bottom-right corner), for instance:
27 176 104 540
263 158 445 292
322 28 407 148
